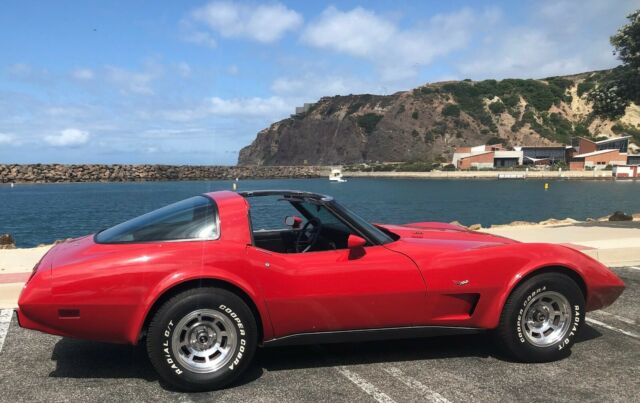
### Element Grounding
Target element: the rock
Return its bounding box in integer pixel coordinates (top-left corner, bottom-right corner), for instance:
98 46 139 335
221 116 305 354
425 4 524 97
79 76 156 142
53 238 73 245
586 217 596 222
513 220 537 226
608 211 633 221
449 221 464 227
468 224 482 231
633 213 640 221
0 164 327 183
0 233 16 249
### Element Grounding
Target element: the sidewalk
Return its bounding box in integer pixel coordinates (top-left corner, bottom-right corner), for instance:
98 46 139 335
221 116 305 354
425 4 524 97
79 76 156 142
0 245 52 309
481 220 640 267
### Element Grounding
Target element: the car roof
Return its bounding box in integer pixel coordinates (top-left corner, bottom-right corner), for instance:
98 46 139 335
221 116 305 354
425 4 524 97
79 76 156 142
237 189 333 202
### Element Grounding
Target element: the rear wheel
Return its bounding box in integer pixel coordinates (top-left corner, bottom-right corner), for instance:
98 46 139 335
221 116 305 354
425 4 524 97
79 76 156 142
146 287 257 391
496 272 585 362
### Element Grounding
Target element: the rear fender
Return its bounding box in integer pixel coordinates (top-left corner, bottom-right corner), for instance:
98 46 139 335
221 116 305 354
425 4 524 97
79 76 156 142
128 269 273 344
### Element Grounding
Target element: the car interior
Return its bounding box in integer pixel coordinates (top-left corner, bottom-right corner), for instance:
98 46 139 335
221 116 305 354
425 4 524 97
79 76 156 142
249 196 358 253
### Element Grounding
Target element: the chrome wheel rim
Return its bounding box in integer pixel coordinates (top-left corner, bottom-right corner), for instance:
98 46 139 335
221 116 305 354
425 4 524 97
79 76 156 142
171 309 237 373
521 291 571 347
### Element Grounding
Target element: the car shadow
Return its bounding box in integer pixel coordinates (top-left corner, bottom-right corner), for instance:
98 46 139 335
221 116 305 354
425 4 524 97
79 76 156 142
48 327 604 391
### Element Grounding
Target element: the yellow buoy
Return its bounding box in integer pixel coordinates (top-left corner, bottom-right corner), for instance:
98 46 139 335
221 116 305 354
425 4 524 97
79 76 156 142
232 182 237 191
544 183 549 190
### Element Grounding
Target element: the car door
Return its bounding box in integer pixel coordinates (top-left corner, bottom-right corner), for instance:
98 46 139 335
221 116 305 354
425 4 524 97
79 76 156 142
247 244 426 338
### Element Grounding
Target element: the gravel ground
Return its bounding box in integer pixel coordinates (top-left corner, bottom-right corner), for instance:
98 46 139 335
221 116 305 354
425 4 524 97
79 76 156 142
0 267 638 403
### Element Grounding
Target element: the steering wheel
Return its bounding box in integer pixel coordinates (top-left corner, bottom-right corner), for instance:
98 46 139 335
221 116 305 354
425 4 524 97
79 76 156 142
295 218 322 253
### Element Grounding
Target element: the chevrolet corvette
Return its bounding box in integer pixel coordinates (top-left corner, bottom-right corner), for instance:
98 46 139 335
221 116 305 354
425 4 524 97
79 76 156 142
18 190 625 391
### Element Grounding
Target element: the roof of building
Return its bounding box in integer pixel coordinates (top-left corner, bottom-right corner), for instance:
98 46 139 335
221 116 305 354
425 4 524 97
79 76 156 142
458 151 493 160
572 149 627 159
518 145 567 149
595 136 631 144
578 136 631 145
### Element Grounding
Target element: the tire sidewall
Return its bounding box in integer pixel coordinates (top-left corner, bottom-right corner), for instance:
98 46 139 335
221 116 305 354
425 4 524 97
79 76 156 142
505 274 585 361
149 290 256 390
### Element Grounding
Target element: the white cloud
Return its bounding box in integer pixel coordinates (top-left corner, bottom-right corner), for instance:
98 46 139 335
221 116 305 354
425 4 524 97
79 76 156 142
0 133 15 145
183 30 217 48
105 66 160 95
271 74 383 99
456 0 640 79
227 64 239 75
302 6 475 81
44 128 90 147
177 62 192 77
162 96 291 122
72 68 95 80
189 1 302 43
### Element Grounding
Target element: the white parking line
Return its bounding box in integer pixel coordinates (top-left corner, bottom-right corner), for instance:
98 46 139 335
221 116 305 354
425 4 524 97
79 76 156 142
628 266 640 271
597 311 637 325
383 367 451 403
586 317 640 339
335 366 397 403
0 309 12 354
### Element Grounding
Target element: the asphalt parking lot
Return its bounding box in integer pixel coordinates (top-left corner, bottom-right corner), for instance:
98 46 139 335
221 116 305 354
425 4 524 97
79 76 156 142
0 267 638 403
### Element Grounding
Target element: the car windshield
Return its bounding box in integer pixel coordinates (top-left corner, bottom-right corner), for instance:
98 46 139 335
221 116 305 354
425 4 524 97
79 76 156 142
95 196 218 243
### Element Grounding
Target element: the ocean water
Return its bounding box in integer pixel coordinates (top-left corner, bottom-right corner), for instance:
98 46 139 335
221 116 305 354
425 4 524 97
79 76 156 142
1 178 639 247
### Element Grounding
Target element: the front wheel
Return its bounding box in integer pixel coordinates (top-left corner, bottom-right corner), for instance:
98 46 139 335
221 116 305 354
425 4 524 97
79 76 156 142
146 287 257 391
496 273 585 362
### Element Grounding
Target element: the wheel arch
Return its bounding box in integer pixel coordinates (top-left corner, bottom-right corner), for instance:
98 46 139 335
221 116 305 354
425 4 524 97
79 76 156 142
488 265 587 329
512 265 587 300
138 278 266 344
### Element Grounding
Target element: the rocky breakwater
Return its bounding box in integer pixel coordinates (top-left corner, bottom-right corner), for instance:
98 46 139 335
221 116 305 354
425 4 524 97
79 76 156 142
0 164 327 183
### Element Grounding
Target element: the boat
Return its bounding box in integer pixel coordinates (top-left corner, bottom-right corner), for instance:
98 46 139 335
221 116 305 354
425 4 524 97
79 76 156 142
329 168 347 182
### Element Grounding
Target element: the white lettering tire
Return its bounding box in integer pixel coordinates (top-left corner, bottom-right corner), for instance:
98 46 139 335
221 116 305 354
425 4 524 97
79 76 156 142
146 287 257 391
496 272 585 362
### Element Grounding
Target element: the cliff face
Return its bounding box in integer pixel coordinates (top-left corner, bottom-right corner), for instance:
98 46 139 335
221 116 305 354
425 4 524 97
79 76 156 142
238 70 640 166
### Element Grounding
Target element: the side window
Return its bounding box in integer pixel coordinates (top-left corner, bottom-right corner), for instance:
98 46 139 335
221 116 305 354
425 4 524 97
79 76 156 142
96 196 219 243
247 196 307 231
299 202 352 233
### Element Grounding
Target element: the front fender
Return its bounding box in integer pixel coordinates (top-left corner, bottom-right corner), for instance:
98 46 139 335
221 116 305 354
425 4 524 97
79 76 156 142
415 243 602 329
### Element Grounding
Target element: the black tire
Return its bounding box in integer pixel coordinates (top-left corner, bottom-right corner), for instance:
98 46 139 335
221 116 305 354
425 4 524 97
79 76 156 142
146 287 257 391
496 272 585 362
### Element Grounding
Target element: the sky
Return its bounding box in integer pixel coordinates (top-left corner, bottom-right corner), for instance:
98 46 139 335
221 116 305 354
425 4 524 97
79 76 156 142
1 0 639 165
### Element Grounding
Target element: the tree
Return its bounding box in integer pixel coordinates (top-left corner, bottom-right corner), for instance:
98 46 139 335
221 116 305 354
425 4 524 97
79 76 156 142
611 11 640 70
591 10 640 118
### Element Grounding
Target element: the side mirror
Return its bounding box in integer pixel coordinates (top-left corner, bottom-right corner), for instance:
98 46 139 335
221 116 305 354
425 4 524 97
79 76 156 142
284 215 303 229
347 234 366 249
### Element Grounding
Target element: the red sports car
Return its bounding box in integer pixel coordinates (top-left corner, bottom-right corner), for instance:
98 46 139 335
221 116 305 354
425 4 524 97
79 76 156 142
18 190 624 391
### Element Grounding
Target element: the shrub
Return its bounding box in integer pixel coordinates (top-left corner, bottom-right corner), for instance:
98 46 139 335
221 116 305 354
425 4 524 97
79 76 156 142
442 164 456 171
395 161 433 172
577 81 595 97
502 93 520 108
487 136 506 145
488 100 506 114
411 110 419 119
442 104 460 117
356 113 383 134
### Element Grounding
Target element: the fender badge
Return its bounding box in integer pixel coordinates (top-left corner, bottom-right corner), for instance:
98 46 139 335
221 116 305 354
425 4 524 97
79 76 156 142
454 279 470 286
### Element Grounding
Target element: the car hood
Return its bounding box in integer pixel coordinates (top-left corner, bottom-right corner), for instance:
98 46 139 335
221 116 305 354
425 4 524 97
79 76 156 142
378 222 518 256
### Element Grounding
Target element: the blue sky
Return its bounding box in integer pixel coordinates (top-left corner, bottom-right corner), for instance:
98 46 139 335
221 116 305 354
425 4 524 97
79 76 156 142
1 0 638 165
